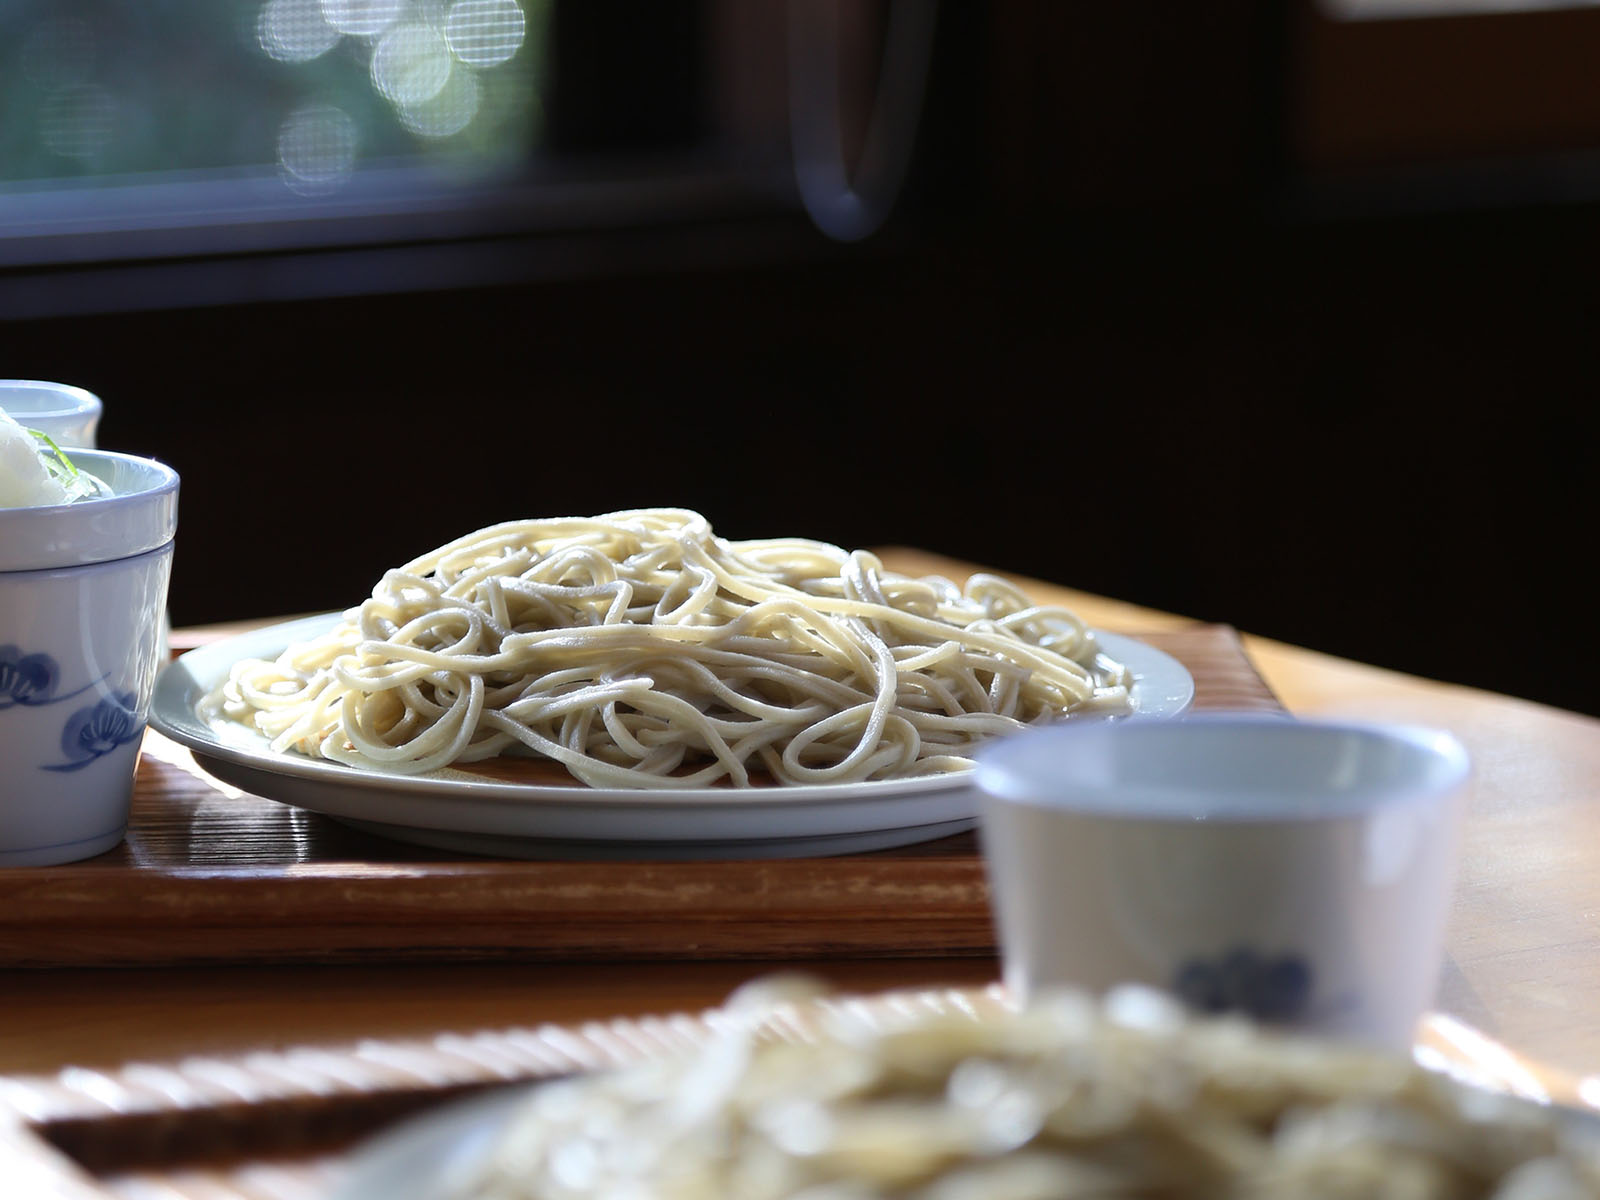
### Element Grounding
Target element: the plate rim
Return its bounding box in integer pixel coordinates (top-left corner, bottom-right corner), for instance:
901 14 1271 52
150 615 1192 855
151 614 1193 810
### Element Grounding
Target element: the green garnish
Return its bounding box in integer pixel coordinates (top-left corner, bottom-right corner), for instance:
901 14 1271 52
28 428 80 487
25 427 104 502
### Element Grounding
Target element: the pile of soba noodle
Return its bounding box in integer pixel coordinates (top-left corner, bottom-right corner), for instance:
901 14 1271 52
201 509 1133 787
443 980 1600 1200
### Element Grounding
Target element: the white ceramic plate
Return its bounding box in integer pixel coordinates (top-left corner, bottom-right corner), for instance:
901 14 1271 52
149 614 1194 859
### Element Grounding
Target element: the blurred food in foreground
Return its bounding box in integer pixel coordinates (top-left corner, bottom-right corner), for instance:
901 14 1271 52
448 980 1600 1199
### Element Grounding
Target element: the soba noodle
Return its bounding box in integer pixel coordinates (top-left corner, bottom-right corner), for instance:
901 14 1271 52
444 980 1600 1200
200 509 1134 787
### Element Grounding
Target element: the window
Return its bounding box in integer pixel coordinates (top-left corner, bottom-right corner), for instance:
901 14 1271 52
3 1 543 189
0 1 821 316
1 0 553 262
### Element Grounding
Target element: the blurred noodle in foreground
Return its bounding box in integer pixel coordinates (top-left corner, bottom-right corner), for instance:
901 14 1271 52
448 979 1600 1199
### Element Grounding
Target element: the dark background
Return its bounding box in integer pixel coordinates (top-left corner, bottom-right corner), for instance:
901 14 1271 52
1 1 1591 715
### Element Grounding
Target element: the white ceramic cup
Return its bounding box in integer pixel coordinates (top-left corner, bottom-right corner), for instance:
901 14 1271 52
0 380 102 448
974 714 1470 1052
1 450 178 867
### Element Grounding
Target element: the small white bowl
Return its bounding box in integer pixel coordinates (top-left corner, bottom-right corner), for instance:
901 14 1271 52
974 714 1470 1051
0 380 102 448
1 450 179 867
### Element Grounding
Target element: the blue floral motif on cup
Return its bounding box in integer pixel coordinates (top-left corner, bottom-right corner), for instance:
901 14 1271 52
43 691 144 773
1172 947 1313 1022
0 644 60 708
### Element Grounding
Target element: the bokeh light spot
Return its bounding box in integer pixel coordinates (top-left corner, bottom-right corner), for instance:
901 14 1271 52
319 0 405 39
277 103 358 191
371 22 453 106
398 66 481 138
258 0 342 63
39 85 118 160
445 0 525 68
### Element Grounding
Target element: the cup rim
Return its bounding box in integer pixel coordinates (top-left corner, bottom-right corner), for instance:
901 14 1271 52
0 379 103 420
973 714 1471 823
0 448 179 571
4 447 177 507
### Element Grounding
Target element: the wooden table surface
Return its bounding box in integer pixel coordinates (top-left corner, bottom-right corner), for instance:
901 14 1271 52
3 547 1597 1105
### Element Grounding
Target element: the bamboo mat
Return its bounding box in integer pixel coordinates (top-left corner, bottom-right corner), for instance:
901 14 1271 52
1 986 1588 1200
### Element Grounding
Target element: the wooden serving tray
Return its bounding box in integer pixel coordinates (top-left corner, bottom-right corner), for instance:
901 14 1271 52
0 987 1584 1200
0 625 1281 969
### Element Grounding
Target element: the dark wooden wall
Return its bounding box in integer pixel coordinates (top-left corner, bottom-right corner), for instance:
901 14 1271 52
2 2 1590 715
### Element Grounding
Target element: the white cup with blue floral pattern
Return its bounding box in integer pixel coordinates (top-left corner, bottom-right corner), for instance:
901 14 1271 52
974 714 1469 1052
1 449 178 866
